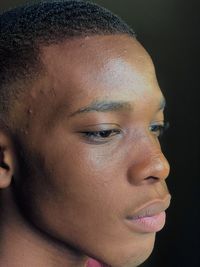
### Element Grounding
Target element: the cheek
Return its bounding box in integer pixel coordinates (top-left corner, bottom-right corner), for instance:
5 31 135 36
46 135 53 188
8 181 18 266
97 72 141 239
43 129 122 192
37 125 145 218
47 144 121 210
33 134 133 233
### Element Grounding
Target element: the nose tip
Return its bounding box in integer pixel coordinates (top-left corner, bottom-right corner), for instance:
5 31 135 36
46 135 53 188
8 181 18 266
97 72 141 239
127 152 170 185
150 154 170 180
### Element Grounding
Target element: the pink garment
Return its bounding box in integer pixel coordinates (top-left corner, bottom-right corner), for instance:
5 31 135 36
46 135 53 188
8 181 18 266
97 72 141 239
86 258 108 267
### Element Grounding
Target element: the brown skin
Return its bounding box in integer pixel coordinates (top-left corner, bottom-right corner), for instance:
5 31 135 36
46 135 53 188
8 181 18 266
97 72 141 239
0 35 170 267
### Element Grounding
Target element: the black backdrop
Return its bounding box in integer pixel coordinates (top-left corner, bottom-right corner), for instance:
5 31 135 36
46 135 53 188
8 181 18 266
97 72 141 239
1 1 200 266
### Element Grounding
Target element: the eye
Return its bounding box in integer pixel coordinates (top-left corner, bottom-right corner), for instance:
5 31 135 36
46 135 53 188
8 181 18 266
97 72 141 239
149 121 169 138
81 129 121 144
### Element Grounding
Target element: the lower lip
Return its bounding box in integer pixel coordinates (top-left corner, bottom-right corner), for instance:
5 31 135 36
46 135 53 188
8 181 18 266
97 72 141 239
126 211 166 233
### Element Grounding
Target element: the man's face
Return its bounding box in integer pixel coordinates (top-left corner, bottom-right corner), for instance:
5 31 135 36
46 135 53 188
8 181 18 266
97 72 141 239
13 35 170 267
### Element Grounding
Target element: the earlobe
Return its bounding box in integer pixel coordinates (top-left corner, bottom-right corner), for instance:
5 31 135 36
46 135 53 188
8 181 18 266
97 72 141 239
0 132 16 189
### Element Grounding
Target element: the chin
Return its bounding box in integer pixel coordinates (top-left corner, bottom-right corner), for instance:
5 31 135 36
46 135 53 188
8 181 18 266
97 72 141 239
126 245 154 267
95 233 156 267
116 248 154 267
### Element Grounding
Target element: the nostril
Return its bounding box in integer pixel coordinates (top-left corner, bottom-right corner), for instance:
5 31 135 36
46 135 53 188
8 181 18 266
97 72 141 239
144 176 159 184
1 162 10 171
0 149 9 171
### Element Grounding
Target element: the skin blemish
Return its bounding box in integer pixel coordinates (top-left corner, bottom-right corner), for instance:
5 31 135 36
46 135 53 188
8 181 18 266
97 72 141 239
50 87 56 98
80 42 86 48
27 108 33 115
30 90 38 99
39 89 45 95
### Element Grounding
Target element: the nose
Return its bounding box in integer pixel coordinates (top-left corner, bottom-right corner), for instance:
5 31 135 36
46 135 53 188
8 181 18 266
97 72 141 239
127 140 170 186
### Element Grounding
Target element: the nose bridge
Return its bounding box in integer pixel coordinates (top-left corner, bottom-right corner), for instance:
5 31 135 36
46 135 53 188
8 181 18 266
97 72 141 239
127 134 170 185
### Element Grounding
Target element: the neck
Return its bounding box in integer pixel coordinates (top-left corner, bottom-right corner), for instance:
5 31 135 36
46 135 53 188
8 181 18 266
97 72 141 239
0 187 88 267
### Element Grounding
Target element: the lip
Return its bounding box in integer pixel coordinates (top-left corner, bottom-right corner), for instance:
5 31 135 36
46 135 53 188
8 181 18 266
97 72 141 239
125 194 171 233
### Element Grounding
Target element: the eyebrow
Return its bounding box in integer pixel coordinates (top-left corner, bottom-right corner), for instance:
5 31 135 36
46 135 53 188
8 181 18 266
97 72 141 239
159 96 166 111
69 96 166 117
69 100 133 117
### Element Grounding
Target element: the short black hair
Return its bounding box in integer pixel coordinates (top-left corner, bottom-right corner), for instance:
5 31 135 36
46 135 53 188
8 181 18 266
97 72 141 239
0 0 136 121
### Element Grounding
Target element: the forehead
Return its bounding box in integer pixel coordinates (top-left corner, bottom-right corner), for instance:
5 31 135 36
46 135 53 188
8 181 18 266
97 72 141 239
41 35 155 83
38 35 161 112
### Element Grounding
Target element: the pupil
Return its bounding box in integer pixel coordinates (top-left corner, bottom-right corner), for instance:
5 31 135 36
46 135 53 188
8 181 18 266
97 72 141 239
100 131 111 137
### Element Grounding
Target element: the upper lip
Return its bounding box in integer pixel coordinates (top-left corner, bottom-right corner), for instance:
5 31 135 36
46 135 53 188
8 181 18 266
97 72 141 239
126 194 171 220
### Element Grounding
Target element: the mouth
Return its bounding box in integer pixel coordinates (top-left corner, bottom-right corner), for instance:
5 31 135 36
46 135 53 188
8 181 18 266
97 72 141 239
125 194 171 233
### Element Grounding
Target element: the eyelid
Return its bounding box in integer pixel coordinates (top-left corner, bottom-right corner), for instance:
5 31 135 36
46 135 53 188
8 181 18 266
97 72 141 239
150 121 170 137
78 124 123 144
78 123 121 130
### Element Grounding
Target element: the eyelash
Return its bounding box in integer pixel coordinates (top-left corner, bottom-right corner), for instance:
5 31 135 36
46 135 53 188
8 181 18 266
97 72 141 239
81 122 169 143
81 129 121 143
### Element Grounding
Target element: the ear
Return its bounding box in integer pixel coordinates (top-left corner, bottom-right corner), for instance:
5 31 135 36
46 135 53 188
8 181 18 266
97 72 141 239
0 130 16 189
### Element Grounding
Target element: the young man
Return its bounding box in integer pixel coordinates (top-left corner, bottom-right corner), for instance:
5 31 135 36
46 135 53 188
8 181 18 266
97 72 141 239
0 1 171 266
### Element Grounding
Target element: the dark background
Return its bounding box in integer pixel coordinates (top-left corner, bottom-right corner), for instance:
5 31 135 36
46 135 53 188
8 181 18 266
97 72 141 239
1 1 199 266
